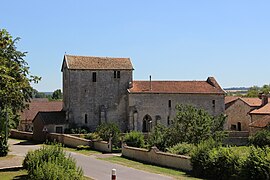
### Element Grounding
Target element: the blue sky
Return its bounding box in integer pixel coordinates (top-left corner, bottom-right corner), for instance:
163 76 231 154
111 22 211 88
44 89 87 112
1 1 270 91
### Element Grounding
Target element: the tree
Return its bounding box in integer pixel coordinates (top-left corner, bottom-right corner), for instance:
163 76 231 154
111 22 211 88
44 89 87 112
51 89 62 100
171 104 227 144
0 29 40 156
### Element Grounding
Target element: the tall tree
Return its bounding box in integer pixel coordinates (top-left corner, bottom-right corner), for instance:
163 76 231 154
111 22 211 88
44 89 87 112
0 29 40 156
52 89 62 100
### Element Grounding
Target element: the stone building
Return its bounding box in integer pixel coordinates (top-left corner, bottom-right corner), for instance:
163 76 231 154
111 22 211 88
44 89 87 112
225 97 262 131
62 55 225 132
19 98 62 131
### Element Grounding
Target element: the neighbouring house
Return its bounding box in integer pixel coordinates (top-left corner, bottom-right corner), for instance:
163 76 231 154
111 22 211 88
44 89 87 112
61 55 225 132
225 96 262 131
18 99 62 131
32 111 67 141
249 115 270 135
249 100 270 134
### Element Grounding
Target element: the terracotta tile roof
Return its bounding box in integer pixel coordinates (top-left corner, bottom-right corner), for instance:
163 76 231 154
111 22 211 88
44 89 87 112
250 103 270 115
129 77 225 94
34 111 66 125
241 98 262 107
20 100 63 121
225 96 239 104
250 115 270 128
63 55 133 70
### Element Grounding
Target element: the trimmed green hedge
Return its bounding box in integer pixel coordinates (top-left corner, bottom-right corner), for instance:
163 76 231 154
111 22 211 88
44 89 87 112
190 139 270 179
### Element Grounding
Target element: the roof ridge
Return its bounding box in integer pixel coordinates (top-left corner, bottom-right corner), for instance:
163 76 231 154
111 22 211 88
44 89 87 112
65 54 130 59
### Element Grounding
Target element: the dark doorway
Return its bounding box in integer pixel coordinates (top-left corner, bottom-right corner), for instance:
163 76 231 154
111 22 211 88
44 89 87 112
237 122 241 131
142 114 152 132
55 126 63 133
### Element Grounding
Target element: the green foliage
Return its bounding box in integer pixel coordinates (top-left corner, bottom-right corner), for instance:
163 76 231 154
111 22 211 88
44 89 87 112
172 104 227 144
23 144 83 180
147 123 171 151
52 89 62 100
241 146 270 179
65 124 90 134
96 123 121 146
84 132 101 141
0 136 8 157
0 29 40 149
0 29 40 112
190 138 219 177
249 130 270 147
167 143 196 156
245 85 270 97
124 131 145 148
191 142 270 179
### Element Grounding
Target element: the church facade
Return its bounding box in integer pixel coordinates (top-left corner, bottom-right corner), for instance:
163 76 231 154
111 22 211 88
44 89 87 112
62 55 225 132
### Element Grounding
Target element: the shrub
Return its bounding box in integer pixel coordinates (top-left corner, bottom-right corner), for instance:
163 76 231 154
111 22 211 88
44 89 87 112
96 123 121 147
147 123 171 151
249 130 270 147
23 144 83 180
0 137 8 157
84 132 101 141
167 143 196 156
241 146 270 179
124 131 145 148
190 138 219 177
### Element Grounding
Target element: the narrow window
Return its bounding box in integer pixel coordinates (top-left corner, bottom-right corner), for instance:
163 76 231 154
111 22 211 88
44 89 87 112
114 71 117 78
167 116 170 126
117 71 120 78
85 114 88 124
168 100 171 108
92 72 96 82
212 100 215 107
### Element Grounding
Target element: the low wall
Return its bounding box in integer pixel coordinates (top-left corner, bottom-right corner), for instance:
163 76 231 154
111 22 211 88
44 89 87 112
48 133 112 152
10 129 33 140
227 131 249 137
92 140 112 153
122 144 192 171
48 133 91 148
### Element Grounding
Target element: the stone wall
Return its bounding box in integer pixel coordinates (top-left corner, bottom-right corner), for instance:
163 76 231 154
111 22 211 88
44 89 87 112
48 133 112 152
122 144 192 171
10 129 33 140
128 93 224 131
63 66 133 131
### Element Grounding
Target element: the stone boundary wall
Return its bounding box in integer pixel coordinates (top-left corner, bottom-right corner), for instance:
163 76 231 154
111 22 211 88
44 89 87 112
122 144 192 171
228 131 249 137
10 129 33 140
48 133 112 152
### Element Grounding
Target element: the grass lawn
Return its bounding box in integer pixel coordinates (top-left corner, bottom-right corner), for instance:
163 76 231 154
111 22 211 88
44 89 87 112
99 156 201 180
0 168 93 180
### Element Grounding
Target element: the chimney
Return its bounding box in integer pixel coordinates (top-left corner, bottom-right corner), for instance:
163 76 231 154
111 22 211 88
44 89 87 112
260 93 269 106
149 75 152 91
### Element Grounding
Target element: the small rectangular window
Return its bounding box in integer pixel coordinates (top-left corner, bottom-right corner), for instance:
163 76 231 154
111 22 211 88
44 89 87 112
212 100 215 107
92 72 96 82
85 114 88 124
117 71 120 78
168 100 171 108
114 71 117 78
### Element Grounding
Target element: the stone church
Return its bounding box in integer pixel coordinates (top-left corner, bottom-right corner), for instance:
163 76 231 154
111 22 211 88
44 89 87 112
61 55 225 132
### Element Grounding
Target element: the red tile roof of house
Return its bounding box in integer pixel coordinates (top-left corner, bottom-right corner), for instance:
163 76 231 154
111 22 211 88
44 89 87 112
249 115 270 128
225 97 262 107
20 100 63 121
250 103 270 115
128 77 225 94
63 55 133 70
241 98 262 107
225 96 239 104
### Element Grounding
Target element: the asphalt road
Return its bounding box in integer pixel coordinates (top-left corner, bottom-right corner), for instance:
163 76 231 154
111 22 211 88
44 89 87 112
8 139 172 180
